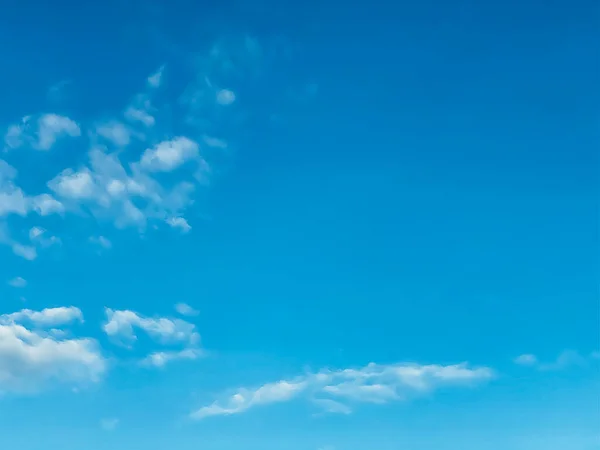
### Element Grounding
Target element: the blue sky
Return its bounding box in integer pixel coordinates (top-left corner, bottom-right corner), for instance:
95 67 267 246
0 0 598 449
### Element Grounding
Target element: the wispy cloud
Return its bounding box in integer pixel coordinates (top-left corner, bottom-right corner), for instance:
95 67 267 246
174 303 199 317
4 114 80 151
147 65 165 88
8 277 27 288
100 418 119 431
514 350 598 371
88 236 112 251
190 361 494 419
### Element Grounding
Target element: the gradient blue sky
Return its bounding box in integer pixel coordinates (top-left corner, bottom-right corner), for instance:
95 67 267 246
0 0 598 449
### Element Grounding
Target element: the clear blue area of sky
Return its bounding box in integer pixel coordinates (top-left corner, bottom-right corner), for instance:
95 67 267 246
0 0 598 449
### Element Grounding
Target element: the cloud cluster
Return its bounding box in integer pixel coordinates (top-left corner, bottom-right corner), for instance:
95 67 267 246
4 113 80 151
190 361 494 419
103 308 202 367
0 307 105 393
0 37 247 262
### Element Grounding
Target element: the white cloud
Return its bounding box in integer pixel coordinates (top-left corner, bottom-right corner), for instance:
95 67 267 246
29 226 45 240
190 361 493 420
37 114 81 150
141 348 202 368
148 65 165 88
514 350 596 371
192 379 306 419
49 168 97 200
4 114 80 151
12 243 37 261
514 354 538 366
29 227 61 248
102 308 199 347
2 306 83 328
31 194 65 216
46 147 200 232
0 307 105 393
174 303 199 317
312 398 352 415
96 121 131 147
0 160 28 217
125 106 155 127
203 135 227 149
8 277 27 288
166 216 191 233
100 418 119 431
140 137 199 172
89 236 112 249
216 89 235 105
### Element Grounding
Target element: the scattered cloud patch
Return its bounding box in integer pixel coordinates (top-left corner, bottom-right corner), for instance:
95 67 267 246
89 236 112 250
203 135 227 149
8 277 27 288
148 65 165 88
11 243 37 261
29 227 61 247
175 303 199 317
102 309 201 367
103 308 199 346
141 348 202 368
31 194 65 216
216 89 235 105
95 121 131 147
190 361 493 419
166 216 191 233
140 137 199 172
4 114 80 151
514 354 538 366
514 350 598 371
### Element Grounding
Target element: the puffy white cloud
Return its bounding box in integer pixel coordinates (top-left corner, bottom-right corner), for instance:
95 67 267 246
174 303 199 317
216 89 235 105
4 114 80 151
0 307 105 393
31 194 65 216
166 216 191 233
8 277 27 288
102 308 199 347
37 114 81 150
103 308 201 368
2 306 83 328
190 361 493 420
49 168 97 200
140 137 199 172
